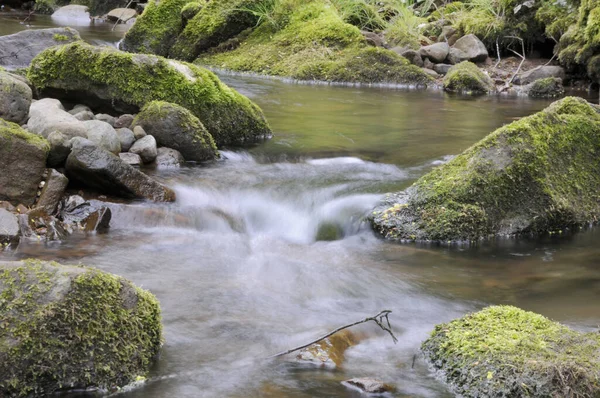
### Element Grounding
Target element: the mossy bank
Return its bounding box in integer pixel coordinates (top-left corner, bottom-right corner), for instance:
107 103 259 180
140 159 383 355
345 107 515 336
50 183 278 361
0 260 162 396
28 42 272 146
422 306 600 397
370 97 600 242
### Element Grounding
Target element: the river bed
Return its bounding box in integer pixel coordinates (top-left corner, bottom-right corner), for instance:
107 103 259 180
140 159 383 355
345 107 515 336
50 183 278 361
1 15 599 398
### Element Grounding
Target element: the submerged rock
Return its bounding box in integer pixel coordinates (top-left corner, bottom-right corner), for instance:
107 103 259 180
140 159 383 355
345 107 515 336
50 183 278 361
28 42 272 146
0 71 32 124
422 306 600 397
443 61 495 94
132 101 218 159
342 378 395 394
0 28 81 68
0 260 162 396
0 209 20 244
370 97 600 242
66 141 176 202
296 330 358 368
0 120 50 206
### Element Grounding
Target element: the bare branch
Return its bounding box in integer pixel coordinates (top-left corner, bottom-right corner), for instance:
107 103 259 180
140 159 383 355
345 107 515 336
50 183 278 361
270 310 398 359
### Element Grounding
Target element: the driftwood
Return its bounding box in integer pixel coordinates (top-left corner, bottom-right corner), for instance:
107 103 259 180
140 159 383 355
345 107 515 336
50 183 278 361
270 310 398 359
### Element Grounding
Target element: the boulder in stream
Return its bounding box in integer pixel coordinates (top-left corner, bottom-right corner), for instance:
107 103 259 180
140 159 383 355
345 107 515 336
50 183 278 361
0 260 162 396
0 28 81 69
443 61 495 94
370 97 600 242
66 140 176 202
0 71 32 124
527 77 565 98
28 42 272 146
132 101 218 160
422 306 600 397
295 330 359 368
0 120 50 206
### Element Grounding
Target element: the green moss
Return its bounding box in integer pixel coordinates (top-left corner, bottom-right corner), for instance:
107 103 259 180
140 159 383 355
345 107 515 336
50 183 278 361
371 97 600 242
0 260 162 396
170 0 261 60
330 0 386 32
0 119 49 152
528 77 565 98
199 0 432 85
33 0 57 14
422 306 600 397
27 42 271 146
443 61 495 94
52 34 69 42
122 0 196 56
181 1 204 21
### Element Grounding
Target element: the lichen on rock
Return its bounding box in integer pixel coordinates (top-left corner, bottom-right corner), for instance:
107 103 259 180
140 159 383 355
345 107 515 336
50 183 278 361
0 260 162 397
370 97 600 242
422 305 600 397
28 42 271 146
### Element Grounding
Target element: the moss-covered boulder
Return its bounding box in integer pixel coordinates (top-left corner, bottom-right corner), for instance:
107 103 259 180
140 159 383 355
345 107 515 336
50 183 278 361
443 61 495 94
170 0 260 61
422 306 600 397
0 120 50 207
370 97 600 242
197 0 433 85
121 0 196 56
0 260 162 396
28 42 271 146
528 77 565 98
132 101 218 160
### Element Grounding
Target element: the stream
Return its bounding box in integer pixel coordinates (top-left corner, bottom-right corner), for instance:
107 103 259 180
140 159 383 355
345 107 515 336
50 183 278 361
1 14 600 398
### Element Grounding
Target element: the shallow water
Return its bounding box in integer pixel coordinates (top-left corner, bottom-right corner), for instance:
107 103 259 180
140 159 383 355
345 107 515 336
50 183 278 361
1 20 600 398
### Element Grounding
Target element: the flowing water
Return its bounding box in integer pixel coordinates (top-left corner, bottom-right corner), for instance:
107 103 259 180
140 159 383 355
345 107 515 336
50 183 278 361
1 18 600 398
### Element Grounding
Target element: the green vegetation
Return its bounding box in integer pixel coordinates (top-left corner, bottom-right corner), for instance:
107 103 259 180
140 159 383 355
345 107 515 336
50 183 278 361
33 0 58 14
0 260 162 396
422 306 600 397
28 42 271 146
181 1 205 21
528 77 565 98
0 119 50 152
371 97 600 242
443 61 495 94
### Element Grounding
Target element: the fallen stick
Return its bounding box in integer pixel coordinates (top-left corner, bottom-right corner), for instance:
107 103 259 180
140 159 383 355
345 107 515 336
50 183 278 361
270 310 398 359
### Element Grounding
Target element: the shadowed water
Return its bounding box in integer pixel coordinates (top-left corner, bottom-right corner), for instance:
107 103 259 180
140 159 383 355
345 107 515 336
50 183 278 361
1 20 599 398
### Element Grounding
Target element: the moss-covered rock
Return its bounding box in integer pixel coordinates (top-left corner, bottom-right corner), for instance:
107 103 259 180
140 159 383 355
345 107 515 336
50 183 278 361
370 97 600 242
198 0 432 85
528 77 565 98
0 260 162 396
0 120 49 207
170 0 260 61
443 61 495 94
422 306 600 397
121 0 196 56
28 42 271 146
181 1 204 21
132 101 218 159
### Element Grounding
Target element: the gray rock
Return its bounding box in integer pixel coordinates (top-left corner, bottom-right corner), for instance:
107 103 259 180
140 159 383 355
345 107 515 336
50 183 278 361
452 34 488 63
83 120 121 154
342 377 394 394
361 30 384 47
66 143 175 202
72 110 95 121
129 135 157 163
423 58 435 70
27 98 88 139
47 131 72 167
527 77 565 98
116 128 136 152
419 42 450 63
0 120 49 206
433 63 453 75
155 147 185 168
446 47 468 65
0 28 81 68
36 169 69 215
0 209 20 244
107 7 137 22
132 101 218 162
515 66 566 85
133 125 146 139
59 199 111 232
51 4 90 19
438 26 458 44
422 68 440 78
119 152 142 166
68 104 92 115
400 49 423 67
114 114 134 129
0 72 32 124
95 113 116 126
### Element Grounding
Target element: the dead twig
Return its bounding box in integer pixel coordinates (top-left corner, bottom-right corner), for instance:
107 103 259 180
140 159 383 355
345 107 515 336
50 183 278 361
111 0 135 31
500 36 525 91
493 38 501 69
270 310 398 359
